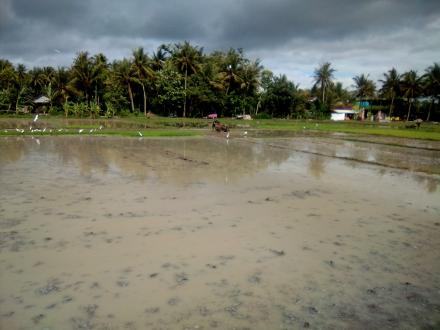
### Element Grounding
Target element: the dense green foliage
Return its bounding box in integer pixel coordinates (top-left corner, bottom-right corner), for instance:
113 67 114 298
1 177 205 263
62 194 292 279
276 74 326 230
0 42 439 121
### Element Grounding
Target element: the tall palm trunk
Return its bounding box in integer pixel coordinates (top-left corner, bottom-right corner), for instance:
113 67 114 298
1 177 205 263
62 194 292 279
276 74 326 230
15 87 23 114
127 82 135 112
406 102 412 122
183 66 187 118
64 97 69 117
142 83 147 117
15 98 19 114
406 92 413 122
389 93 395 117
426 98 434 121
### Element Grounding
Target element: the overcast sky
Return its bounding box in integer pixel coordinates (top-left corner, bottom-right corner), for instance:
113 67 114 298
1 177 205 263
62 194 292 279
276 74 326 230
1 0 439 88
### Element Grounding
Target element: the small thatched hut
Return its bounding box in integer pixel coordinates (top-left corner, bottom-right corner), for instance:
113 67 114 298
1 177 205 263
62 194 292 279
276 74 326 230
33 96 50 113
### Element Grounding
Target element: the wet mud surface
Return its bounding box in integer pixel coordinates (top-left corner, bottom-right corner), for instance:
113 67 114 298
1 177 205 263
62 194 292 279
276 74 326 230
0 135 439 329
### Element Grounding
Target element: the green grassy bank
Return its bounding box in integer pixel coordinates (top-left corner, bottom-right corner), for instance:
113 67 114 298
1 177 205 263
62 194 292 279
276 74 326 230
0 115 439 140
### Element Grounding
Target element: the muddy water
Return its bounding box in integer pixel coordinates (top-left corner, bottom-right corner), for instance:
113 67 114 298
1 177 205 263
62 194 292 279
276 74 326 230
0 135 439 330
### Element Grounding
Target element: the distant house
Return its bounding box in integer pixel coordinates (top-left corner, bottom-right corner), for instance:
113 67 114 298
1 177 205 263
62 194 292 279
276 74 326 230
331 107 358 121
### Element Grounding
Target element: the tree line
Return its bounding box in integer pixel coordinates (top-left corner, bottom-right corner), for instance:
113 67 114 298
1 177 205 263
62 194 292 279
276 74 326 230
0 41 439 121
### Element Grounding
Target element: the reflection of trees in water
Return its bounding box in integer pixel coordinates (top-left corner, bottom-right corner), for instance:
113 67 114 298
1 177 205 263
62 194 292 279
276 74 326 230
46 137 292 184
0 138 27 165
308 156 325 178
412 174 439 193
53 137 112 177
2 136 439 193
426 178 438 193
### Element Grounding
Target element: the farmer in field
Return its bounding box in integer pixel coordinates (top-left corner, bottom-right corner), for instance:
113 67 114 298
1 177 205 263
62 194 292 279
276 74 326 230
212 119 229 133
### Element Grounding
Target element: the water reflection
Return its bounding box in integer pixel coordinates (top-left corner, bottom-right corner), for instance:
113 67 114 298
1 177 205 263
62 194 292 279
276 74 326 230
308 156 325 178
0 137 292 184
0 136 439 193
1 135 439 330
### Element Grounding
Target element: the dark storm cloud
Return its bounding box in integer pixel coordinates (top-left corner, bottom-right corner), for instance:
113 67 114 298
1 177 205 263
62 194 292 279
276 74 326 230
11 0 88 27
218 0 440 49
0 0 439 86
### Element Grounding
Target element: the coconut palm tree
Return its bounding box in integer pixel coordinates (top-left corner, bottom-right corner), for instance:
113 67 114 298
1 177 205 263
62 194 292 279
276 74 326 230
0 59 17 111
70 52 97 105
112 58 136 112
171 41 203 117
353 74 376 119
151 45 169 71
52 68 74 113
238 59 263 115
29 67 51 96
132 47 155 116
423 63 440 121
353 74 376 100
313 62 335 105
333 82 351 105
380 68 401 117
91 53 108 106
240 59 263 95
401 70 422 121
14 64 31 113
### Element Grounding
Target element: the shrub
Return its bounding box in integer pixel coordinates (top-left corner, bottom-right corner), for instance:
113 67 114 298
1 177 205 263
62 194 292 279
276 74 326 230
254 112 272 119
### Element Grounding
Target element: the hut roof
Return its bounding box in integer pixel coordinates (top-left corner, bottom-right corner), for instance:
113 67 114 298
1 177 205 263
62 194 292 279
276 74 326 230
34 96 50 104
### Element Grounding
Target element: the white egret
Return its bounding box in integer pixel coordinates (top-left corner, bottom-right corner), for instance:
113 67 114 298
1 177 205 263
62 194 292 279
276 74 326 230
138 131 143 137
33 114 39 122
226 131 230 139
78 129 84 133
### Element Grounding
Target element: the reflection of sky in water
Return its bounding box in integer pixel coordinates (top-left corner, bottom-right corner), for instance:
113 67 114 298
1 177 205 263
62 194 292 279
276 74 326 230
366 151 376 162
0 136 439 194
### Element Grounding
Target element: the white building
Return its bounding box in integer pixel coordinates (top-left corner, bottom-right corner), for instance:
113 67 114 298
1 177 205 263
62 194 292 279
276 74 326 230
331 108 358 121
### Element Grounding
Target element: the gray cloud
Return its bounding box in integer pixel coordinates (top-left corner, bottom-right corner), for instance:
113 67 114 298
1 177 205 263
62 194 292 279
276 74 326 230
0 0 439 87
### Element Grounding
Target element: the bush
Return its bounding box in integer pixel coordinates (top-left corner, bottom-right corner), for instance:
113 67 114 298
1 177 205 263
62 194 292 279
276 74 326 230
89 103 100 118
63 102 74 117
63 102 101 118
104 103 117 118
48 106 61 115
254 112 272 119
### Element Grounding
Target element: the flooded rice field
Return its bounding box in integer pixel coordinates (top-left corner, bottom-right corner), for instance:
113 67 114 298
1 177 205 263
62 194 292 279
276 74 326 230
0 135 439 330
